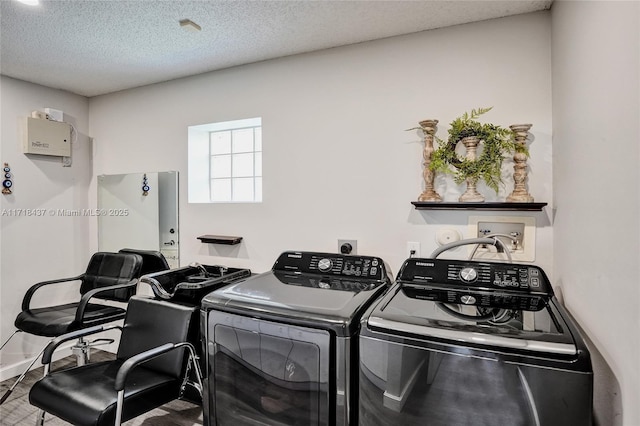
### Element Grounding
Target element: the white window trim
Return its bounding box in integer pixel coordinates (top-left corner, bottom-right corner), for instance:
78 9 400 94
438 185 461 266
188 117 262 203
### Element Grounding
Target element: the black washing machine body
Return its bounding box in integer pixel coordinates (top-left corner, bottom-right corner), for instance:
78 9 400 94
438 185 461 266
358 257 593 426
201 251 393 426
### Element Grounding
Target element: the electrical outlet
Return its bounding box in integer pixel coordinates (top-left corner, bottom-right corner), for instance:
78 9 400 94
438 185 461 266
407 242 421 258
468 216 535 261
338 239 357 255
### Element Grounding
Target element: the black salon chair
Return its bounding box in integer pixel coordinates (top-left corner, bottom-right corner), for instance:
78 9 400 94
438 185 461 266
118 248 171 275
0 252 143 404
29 296 202 426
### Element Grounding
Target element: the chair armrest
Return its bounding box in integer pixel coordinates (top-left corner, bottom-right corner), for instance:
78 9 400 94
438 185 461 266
41 324 122 364
74 279 138 324
115 342 202 391
114 343 177 391
21 274 85 311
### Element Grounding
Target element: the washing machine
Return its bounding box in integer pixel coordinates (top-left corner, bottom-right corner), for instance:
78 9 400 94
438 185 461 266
201 251 392 426
359 257 593 426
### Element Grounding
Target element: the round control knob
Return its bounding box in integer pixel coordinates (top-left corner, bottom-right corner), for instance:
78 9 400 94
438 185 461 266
318 258 333 272
460 295 477 305
318 279 331 289
460 267 478 283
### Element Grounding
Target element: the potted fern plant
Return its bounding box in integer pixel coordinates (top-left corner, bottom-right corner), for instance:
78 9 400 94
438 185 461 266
430 107 517 202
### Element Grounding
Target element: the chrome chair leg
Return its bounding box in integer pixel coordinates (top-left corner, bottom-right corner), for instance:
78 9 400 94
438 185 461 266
34 408 46 426
114 389 125 426
177 342 205 400
0 329 21 352
0 345 46 405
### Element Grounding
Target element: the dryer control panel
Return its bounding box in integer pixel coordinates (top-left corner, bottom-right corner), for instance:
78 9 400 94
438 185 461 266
397 258 552 295
273 251 390 282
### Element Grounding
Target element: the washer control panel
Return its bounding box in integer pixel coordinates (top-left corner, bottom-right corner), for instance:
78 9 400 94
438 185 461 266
397 258 551 294
273 251 389 282
402 286 547 311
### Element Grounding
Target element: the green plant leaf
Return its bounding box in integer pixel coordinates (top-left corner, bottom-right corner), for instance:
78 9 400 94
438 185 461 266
429 107 521 195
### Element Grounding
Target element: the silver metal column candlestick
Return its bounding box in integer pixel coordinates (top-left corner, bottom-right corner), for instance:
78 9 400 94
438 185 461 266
417 119 442 202
507 124 534 202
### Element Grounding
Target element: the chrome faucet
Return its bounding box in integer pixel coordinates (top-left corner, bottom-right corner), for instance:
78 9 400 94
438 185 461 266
189 262 209 277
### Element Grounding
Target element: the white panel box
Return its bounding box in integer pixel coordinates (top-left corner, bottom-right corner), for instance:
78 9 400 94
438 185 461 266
468 216 536 262
24 117 71 157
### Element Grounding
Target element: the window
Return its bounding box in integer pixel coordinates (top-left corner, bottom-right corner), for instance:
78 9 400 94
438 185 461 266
188 117 262 203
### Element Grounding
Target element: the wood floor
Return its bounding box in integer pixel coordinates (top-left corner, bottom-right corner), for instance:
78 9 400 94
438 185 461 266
0 350 203 426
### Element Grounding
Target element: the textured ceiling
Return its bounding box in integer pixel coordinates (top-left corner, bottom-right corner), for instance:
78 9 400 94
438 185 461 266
0 0 552 97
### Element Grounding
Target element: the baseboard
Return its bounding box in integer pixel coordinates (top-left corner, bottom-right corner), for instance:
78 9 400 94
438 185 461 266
0 342 74 382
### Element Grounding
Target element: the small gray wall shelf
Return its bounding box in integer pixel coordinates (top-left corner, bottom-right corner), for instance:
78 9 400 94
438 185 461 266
411 201 547 211
197 235 243 245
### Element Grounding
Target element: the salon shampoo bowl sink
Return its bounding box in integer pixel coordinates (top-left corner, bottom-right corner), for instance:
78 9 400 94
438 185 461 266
140 264 251 304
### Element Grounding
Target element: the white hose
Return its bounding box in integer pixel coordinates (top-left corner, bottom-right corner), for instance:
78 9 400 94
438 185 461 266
430 237 498 258
469 234 517 263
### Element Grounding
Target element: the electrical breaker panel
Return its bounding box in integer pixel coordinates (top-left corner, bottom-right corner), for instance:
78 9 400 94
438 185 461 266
24 117 71 157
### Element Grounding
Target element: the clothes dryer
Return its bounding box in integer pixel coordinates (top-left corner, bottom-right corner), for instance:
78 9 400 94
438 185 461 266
202 251 392 426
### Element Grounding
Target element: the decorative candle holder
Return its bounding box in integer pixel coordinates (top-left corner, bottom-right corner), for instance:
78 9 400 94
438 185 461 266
417 119 442 202
507 124 534 202
458 136 485 202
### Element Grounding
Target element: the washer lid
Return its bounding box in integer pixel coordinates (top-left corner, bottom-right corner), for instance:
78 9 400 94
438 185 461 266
202 270 389 336
367 284 577 355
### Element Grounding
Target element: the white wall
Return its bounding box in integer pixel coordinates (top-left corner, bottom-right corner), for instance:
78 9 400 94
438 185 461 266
89 12 554 278
0 76 90 376
551 1 639 425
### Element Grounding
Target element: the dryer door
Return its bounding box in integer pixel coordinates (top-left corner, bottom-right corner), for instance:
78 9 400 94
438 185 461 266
207 311 331 426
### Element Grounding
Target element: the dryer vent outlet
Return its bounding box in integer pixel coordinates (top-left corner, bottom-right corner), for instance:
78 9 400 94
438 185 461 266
338 239 357 255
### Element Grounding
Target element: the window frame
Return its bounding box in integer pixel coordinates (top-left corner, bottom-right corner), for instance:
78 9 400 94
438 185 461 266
188 117 262 204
